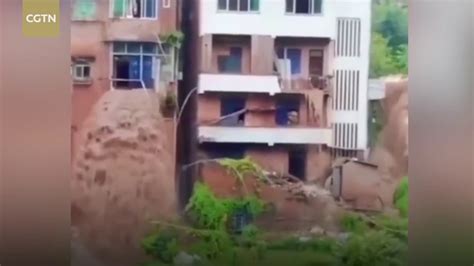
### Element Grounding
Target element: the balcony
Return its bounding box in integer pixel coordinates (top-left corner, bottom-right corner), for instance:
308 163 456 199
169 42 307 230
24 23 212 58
198 126 331 145
198 73 281 94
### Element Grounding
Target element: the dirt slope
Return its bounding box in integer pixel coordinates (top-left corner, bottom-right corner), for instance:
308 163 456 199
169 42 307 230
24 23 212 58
370 78 408 180
71 90 177 266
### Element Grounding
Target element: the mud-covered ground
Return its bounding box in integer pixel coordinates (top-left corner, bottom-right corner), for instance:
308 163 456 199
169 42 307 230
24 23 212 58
71 90 177 266
370 78 408 180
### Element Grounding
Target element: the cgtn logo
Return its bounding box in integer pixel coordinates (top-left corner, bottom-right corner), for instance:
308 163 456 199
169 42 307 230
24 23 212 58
22 0 59 37
25 14 57 23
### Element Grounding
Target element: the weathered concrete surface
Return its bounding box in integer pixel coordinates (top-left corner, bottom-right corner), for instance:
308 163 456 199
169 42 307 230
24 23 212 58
71 90 177 266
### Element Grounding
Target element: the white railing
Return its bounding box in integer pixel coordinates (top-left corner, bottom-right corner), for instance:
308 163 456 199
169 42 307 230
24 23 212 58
198 126 331 145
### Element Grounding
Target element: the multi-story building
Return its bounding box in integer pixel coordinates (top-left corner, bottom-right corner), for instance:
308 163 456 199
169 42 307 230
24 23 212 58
193 0 371 182
70 0 181 157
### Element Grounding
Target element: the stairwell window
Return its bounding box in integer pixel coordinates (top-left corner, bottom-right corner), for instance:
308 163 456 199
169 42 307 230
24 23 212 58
112 0 158 19
286 0 322 15
218 0 259 12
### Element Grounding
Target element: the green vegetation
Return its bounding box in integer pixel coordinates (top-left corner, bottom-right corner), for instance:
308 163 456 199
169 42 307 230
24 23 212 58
394 176 409 217
338 211 408 266
370 1 408 77
161 31 185 49
141 159 408 266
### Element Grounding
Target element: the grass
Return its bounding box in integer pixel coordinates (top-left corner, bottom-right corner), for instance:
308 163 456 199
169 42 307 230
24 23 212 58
203 248 337 266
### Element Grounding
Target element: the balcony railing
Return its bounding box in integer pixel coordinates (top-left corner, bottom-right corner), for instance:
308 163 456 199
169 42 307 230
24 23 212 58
198 126 332 145
277 75 333 94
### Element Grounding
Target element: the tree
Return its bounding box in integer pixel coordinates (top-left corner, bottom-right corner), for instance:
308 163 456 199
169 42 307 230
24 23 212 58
393 44 408 75
370 33 397 78
373 2 408 49
370 1 408 77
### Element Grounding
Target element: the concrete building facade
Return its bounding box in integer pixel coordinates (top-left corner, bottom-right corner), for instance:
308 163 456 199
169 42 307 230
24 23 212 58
193 0 372 182
71 0 181 157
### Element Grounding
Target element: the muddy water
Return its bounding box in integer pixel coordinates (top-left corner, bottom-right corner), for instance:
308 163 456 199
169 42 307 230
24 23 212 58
370 79 408 180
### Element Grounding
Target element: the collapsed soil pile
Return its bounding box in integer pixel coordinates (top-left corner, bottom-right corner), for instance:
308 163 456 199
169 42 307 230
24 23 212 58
71 90 177 266
370 78 408 180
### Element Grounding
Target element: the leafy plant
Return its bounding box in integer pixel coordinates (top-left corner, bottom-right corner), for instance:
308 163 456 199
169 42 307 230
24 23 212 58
337 230 407 266
394 176 408 217
160 31 184 49
141 229 180 264
268 237 339 254
217 157 269 194
341 213 371 234
237 225 267 259
185 182 230 230
370 1 408 77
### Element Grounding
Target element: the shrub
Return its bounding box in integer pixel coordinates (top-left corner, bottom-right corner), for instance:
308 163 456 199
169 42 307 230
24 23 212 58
337 230 407 266
394 176 408 217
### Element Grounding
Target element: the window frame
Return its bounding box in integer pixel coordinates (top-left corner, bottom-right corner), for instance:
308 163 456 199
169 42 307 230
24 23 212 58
217 0 260 13
110 0 159 20
111 42 170 89
285 0 323 16
72 0 97 21
277 47 302 75
217 46 243 74
72 61 92 83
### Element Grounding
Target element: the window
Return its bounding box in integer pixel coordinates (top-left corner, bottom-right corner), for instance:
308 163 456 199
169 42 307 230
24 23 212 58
275 98 300 125
286 0 322 15
218 0 259 12
163 0 171 8
112 42 167 89
112 0 157 18
218 47 243 73
277 47 301 75
289 148 307 180
72 0 97 20
72 60 92 84
205 144 246 159
220 97 246 126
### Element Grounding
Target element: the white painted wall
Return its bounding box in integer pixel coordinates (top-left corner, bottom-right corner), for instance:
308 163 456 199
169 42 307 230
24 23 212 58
198 0 372 151
198 73 281 94
198 126 332 145
199 0 370 39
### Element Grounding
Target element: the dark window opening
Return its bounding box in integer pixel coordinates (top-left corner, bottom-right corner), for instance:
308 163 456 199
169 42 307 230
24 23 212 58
217 47 243 73
276 48 301 75
218 0 259 11
289 148 307 181
112 42 158 89
113 0 157 18
239 0 249 11
309 49 324 76
205 144 246 159
229 0 238 10
220 97 246 126
286 0 322 14
276 98 300 125
132 0 141 17
218 0 227 10
295 0 310 14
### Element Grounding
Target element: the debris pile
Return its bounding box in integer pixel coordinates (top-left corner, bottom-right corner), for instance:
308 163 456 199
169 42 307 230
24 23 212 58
264 171 333 202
